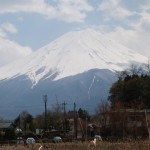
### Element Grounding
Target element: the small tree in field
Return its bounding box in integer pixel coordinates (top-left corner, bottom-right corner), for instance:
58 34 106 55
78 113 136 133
94 100 111 136
95 100 110 127
35 101 63 131
13 111 35 138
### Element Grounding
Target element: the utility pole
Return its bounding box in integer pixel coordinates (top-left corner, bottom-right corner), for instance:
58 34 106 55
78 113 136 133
43 95 48 132
85 110 87 141
62 101 67 136
74 102 77 140
18 114 21 144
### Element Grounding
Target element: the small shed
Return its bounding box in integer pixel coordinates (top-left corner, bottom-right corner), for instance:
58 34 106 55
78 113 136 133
0 122 11 132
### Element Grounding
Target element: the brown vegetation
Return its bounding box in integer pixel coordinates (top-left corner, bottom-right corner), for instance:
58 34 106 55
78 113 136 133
0 140 150 150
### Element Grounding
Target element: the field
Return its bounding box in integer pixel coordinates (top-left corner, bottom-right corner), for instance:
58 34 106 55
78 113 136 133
0 140 150 150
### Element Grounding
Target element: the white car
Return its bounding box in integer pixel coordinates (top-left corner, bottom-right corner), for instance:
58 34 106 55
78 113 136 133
26 137 35 144
94 135 102 141
53 136 62 143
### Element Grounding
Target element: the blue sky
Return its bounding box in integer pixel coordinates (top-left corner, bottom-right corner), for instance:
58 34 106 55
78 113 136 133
0 0 150 66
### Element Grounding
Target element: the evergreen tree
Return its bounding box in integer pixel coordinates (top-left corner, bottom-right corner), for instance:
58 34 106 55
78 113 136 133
109 63 150 108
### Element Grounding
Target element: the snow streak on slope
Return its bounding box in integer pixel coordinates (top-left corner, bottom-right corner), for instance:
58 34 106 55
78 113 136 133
0 28 148 85
88 75 96 99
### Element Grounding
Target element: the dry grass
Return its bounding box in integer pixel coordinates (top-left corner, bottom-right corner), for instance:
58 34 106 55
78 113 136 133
0 140 150 150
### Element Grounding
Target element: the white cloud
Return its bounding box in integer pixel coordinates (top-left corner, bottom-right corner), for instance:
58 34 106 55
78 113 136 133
0 37 32 67
0 28 6 37
134 11 150 32
1 23 17 34
0 22 32 67
98 0 133 20
104 26 150 58
0 0 45 13
140 2 150 12
49 0 93 22
0 0 93 23
96 0 150 58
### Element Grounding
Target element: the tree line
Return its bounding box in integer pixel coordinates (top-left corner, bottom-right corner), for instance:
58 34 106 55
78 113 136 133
0 104 90 141
95 61 150 138
109 61 150 109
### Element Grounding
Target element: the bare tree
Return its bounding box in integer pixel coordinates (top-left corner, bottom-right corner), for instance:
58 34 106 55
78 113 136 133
96 100 110 115
115 70 129 80
95 100 110 135
145 59 150 73
128 64 143 76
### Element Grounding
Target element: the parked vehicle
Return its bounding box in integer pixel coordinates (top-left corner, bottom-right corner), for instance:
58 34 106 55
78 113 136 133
94 135 102 141
26 137 35 144
53 136 62 143
16 137 24 144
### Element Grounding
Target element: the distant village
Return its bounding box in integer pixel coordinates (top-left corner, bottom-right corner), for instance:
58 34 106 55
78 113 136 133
0 104 150 144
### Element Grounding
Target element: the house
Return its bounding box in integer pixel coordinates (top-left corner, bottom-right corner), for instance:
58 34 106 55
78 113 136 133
0 122 12 134
100 109 150 139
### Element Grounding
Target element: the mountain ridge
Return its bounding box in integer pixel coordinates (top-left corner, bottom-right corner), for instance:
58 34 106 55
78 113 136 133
0 28 148 86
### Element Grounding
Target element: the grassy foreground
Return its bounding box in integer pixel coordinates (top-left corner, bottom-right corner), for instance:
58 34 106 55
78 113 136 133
0 140 150 150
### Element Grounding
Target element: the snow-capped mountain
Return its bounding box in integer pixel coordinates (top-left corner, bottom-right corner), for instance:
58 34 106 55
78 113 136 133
0 28 148 119
0 28 147 85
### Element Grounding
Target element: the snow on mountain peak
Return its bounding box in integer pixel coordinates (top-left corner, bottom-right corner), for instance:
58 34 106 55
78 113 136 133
0 28 148 85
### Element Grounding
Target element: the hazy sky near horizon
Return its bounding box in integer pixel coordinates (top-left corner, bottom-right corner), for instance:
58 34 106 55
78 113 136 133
0 0 150 66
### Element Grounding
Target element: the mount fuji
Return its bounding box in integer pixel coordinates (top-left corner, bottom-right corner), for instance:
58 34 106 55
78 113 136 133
0 28 148 119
